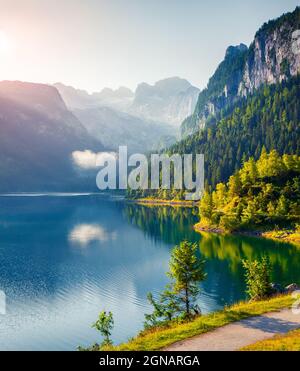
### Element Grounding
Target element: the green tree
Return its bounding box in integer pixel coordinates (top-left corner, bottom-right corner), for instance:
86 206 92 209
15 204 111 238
242 257 272 300
241 200 258 224
144 286 180 328
267 201 276 216
145 241 206 326
199 190 214 221
276 195 289 216
168 241 206 318
92 311 114 347
228 173 242 197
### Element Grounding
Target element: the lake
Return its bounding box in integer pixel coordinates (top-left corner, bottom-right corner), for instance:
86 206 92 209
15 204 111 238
0 194 299 350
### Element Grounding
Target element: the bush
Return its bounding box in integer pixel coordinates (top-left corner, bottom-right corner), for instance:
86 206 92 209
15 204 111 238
242 256 272 300
92 311 114 348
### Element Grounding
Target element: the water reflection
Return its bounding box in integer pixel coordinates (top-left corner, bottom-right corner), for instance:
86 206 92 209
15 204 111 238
0 196 299 350
69 224 117 246
123 203 300 308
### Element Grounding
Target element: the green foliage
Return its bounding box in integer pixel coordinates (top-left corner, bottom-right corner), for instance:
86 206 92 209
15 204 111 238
199 150 300 231
92 311 114 348
129 75 300 202
144 287 181 329
168 241 206 318
242 256 273 300
145 241 206 327
172 76 300 189
101 295 294 351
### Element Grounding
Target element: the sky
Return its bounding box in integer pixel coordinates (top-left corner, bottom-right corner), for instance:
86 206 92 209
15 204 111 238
0 0 299 93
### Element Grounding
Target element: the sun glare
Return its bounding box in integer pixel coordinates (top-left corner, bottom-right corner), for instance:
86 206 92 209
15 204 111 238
0 31 11 53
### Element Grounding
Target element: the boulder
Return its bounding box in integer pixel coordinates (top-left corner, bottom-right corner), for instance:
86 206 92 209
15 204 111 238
285 283 300 293
270 283 285 294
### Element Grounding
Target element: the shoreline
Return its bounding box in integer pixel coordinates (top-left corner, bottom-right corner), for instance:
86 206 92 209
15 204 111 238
95 294 295 351
194 223 300 247
128 198 300 247
128 198 199 207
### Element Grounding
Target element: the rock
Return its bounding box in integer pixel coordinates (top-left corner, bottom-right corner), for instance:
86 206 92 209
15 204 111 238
285 283 300 293
270 283 285 294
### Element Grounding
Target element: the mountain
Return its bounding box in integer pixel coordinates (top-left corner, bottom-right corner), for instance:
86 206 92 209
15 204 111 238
0 81 103 191
92 86 134 111
53 83 93 110
171 75 300 190
131 71 300 200
54 83 134 111
182 7 300 136
129 77 200 127
55 77 199 128
73 106 175 153
55 81 180 152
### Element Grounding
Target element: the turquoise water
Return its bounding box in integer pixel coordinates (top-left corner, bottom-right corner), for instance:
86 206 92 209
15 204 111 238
0 194 299 350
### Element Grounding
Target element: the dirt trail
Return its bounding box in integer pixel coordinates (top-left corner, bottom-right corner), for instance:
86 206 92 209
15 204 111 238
165 308 300 351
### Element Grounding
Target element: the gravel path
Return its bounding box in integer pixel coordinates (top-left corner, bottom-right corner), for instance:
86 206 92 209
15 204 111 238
164 308 300 351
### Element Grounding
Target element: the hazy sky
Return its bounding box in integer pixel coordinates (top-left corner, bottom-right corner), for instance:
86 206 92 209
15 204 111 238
0 0 299 92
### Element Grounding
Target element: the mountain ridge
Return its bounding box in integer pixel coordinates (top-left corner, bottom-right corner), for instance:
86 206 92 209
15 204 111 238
55 76 199 127
181 6 300 137
0 81 103 191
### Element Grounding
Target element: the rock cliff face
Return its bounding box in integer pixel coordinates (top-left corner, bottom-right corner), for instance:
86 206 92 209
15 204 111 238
181 7 300 137
239 9 300 96
130 77 199 127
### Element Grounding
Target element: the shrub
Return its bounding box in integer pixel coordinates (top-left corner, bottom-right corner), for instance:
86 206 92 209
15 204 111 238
242 256 272 300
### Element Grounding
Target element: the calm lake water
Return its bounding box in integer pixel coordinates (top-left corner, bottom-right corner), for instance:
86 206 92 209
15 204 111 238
0 194 299 350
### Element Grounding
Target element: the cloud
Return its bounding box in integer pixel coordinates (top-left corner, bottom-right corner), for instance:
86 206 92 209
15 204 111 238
69 223 117 247
72 150 116 169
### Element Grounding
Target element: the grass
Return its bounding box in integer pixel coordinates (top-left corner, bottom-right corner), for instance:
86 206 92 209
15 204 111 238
241 329 300 351
98 294 294 351
194 221 300 247
262 230 300 247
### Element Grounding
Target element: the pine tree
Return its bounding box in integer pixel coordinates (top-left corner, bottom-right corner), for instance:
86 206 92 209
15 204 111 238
200 190 214 221
276 195 289 216
168 241 206 318
228 173 242 197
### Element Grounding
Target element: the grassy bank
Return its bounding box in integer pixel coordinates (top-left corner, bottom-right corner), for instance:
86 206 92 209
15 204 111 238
241 328 300 351
261 230 300 247
194 222 300 247
98 294 294 351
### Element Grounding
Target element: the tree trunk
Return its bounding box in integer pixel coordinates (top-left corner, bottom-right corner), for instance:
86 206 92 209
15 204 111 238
185 286 190 316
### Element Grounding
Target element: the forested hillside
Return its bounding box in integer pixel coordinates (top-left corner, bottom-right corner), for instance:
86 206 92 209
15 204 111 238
170 75 300 189
127 74 300 201
198 150 300 232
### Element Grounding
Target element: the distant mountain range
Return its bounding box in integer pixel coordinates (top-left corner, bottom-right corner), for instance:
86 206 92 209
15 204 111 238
0 7 299 193
128 77 200 126
55 77 199 128
73 106 174 154
0 81 102 191
0 77 198 190
55 77 199 153
182 7 300 136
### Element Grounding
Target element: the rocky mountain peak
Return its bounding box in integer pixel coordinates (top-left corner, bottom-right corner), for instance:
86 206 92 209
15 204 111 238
0 81 67 115
225 44 248 59
181 6 300 137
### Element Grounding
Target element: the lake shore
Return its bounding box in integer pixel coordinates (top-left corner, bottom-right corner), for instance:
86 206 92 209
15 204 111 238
129 199 300 247
128 198 199 207
194 223 300 247
95 294 295 351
